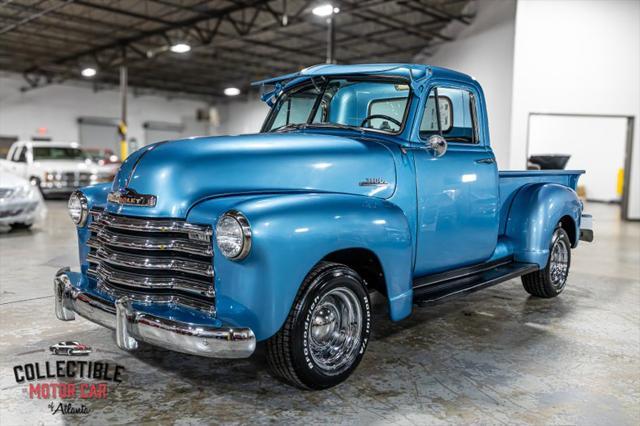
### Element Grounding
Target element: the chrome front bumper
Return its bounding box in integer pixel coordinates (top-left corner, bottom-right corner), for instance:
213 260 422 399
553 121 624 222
54 268 256 358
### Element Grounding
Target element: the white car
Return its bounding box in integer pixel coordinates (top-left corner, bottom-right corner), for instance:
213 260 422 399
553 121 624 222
0 170 46 230
2 141 116 197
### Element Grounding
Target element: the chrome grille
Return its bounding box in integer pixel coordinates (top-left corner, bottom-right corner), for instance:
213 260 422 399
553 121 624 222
87 209 215 314
59 172 92 186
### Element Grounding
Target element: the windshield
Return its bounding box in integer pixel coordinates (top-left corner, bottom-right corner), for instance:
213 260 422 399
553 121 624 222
263 78 411 134
33 147 89 161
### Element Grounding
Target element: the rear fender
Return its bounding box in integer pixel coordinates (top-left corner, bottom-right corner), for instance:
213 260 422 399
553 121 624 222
505 183 581 268
187 193 413 341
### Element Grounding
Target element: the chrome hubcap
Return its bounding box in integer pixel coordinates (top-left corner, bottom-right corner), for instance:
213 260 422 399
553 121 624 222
308 287 362 375
550 237 569 289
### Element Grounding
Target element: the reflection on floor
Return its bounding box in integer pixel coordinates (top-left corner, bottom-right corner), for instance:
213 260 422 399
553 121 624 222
1 201 638 425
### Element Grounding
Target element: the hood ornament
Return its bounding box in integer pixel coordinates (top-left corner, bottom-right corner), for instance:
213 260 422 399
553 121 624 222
107 188 157 207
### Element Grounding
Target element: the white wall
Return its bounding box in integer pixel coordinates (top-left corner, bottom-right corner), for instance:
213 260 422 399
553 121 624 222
509 0 640 219
528 115 628 202
210 93 269 136
0 74 209 151
418 0 517 167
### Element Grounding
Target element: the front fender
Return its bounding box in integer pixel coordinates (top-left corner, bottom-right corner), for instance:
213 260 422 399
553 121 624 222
81 183 111 210
505 183 581 268
187 193 413 341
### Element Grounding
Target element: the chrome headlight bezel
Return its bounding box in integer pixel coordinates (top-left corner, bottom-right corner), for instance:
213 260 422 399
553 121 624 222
215 210 252 261
68 190 88 226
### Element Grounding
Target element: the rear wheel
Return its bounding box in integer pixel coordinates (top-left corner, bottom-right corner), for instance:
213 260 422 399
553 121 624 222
266 262 371 390
522 227 571 298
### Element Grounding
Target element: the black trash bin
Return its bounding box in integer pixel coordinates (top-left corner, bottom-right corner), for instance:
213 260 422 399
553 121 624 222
528 154 571 170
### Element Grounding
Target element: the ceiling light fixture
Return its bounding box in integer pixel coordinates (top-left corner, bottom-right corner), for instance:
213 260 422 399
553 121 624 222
81 67 97 78
312 4 339 17
170 43 191 53
224 87 241 96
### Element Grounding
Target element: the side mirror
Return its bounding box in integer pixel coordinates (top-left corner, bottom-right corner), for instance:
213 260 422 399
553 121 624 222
426 134 447 157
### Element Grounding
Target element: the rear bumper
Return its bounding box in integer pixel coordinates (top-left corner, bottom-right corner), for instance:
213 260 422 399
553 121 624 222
54 268 256 359
579 214 594 242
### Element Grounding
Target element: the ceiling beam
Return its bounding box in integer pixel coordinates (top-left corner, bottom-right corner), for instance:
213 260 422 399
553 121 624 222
0 0 76 35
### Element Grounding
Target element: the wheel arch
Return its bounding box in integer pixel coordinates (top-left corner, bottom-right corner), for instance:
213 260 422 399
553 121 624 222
558 214 578 248
321 247 387 296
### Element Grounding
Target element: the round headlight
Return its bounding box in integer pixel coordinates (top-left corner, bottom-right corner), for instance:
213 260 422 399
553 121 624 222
215 210 251 260
68 191 88 226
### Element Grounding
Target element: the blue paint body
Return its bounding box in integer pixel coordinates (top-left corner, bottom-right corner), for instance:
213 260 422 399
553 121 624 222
73 64 585 342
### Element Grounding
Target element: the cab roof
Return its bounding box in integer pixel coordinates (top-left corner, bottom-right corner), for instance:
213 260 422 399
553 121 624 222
251 63 475 87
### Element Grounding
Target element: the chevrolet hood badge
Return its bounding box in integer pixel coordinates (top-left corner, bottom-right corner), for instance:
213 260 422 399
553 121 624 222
107 188 157 207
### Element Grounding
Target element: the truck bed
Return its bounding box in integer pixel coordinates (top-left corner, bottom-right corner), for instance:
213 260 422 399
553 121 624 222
498 170 584 234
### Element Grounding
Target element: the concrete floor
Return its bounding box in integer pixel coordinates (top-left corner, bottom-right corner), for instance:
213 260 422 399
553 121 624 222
1 201 638 425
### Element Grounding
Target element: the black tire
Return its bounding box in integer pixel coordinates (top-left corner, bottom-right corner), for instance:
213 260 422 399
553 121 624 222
10 223 33 230
266 262 371 390
522 227 571 298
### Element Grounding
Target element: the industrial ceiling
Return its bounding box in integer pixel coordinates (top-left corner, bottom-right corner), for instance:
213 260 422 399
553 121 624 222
0 0 475 100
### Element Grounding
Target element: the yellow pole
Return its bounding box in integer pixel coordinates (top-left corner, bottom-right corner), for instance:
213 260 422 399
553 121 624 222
118 121 128 160
617 168 624 197
119 63 128 160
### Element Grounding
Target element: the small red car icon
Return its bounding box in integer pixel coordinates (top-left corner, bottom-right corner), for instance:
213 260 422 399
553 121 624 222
49 341 92 356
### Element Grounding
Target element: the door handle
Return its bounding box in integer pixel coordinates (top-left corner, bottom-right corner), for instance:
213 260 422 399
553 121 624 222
475 158 495 164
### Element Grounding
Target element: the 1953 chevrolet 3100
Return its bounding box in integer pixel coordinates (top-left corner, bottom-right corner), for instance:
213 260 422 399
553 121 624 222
54 64 593 389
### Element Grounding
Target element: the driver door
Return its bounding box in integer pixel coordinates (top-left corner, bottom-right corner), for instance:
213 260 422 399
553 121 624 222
413 85 499 276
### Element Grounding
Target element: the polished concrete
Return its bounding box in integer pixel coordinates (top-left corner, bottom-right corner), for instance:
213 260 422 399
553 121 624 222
1 202 638 425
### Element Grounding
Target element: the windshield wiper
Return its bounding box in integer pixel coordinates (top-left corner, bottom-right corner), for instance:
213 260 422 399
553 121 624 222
271 123 309 132
272 122 366 133
304 123 363 131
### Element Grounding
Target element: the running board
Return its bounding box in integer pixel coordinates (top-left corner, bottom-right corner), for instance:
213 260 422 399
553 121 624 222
413 261 538 306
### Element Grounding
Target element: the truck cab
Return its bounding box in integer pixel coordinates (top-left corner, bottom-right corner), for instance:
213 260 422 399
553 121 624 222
54 64 593 390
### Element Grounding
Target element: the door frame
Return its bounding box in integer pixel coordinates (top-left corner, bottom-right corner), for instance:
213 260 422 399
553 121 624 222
525 112 636 221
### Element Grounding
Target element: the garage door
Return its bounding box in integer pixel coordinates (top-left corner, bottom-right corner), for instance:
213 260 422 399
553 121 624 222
78 117 119 151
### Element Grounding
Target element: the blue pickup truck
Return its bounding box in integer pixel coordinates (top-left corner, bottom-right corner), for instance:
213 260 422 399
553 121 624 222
55 64 593 389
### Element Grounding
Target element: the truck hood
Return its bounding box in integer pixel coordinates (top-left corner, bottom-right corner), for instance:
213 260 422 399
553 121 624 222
109 133 397 218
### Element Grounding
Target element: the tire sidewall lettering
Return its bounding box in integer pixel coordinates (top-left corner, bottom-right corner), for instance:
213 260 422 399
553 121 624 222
298 272 371 376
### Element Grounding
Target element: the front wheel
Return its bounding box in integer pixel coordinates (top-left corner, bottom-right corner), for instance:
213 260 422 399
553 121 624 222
266 262 371 390
522 227 571 298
